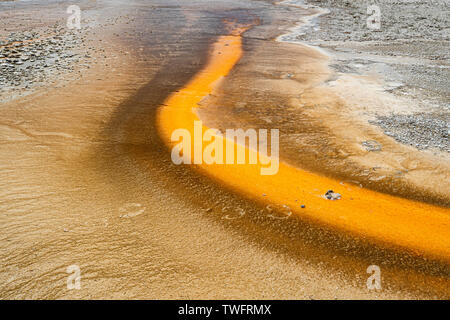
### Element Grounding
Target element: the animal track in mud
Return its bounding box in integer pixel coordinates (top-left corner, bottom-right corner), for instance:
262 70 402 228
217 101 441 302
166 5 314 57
221 207 246 220
264 204 292 220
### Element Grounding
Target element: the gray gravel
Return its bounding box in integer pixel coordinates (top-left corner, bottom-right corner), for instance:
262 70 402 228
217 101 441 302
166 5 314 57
301 0 449 43
370 113 450 152
296 0 449 152
0 25 96 101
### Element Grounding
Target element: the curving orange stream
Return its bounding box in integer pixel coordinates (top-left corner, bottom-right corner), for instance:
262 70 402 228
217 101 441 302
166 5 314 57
156 27 450 262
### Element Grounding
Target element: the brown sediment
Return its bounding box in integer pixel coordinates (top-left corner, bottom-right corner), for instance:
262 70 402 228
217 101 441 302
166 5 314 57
157 24 450 263
0 0 448 300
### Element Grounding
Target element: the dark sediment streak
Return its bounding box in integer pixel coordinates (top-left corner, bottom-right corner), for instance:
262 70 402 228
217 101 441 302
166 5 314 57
98 7 449 298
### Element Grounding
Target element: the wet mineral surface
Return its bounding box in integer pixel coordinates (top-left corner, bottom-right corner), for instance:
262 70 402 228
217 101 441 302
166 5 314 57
0 0 448 299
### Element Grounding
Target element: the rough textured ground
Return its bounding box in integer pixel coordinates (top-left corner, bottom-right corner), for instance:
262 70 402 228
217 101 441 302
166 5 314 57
0 0 448 300
296 0 449 152
0 0 135 102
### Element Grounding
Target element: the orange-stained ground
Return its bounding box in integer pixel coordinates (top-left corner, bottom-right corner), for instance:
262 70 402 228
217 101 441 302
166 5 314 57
157 27 450 263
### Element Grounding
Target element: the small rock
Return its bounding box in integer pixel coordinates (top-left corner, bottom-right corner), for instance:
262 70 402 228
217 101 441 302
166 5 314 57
325 190 341 200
